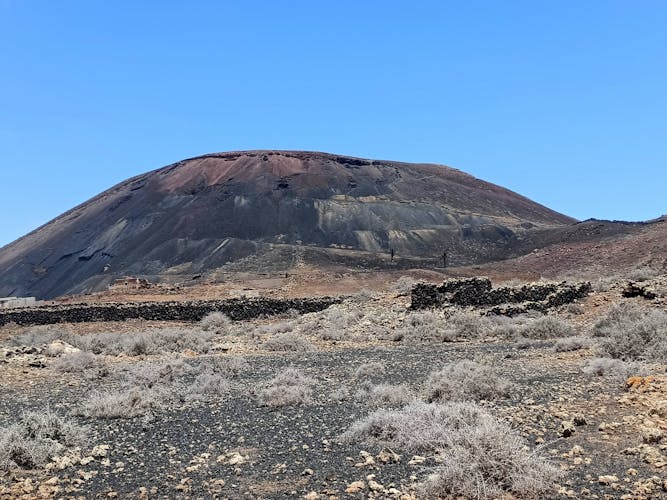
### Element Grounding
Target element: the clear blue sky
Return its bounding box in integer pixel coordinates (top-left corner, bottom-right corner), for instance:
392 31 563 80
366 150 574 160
1 1 666 247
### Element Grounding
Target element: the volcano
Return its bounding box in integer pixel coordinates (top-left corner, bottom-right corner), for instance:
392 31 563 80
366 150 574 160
0 150 575 299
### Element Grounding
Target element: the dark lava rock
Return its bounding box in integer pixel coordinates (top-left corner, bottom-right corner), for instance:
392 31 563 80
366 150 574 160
411 277 592 316
0 296 341 326
622 282 657 300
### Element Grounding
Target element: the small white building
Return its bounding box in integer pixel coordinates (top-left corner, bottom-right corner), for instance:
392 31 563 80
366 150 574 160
0 297 37 309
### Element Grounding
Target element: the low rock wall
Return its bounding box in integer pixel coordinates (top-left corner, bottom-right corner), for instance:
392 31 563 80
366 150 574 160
0 296 341 326
411 277 592 316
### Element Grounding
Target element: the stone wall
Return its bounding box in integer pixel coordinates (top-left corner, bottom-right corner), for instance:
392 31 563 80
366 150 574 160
0 296 341 326
411 277 592 316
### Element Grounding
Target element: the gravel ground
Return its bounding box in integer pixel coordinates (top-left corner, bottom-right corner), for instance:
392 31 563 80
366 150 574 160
1 302 666 499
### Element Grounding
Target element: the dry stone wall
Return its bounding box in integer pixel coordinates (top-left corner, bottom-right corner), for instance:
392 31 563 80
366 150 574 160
411 277 591 316
0 296 341 326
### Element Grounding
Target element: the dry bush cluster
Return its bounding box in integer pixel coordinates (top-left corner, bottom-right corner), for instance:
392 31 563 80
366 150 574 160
355 382 414 408
0 410 88 470
393 310 460 342
199 312 232 334
353 361 387 379
425 360 511 402
13 326 213 356
342 402 558 499
592 303 667 361
395 309 578 344
553 336 591 352
54 351 107 373
518 316 576 340
251 302 376 345
390 276 417 295
263 332 316 352
257 367 315 407
582 357 650 381
77 356 238 418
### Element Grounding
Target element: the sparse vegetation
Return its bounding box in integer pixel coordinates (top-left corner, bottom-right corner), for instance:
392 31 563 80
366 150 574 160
353 361 386 379
263 332 316 352
0 410 88 470
76 356 234 418
582 357 649 379
11 327 214 356
425 360 511 402
206 356 250 378
317 307 363 341
627 266 659 282
395 310 455 342
199 311 232 333
397 309 495 343
4 277 665 497
487 315 524 339
10 326 62 347
592 304 667 361
189 371 231 397
447 310 492 339
356 382 414 407
519 316 576 339
342 402 558 499
257 367 315 407
71 328 213 356
78 388 163 419
53 351 106 372
390 276 416 295
553 336 591 352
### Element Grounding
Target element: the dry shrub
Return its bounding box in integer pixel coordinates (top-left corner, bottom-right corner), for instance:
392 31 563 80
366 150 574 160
67 327 213 356
390 276 416 295
520 316 576 339
447 310 492 339
258 367 315 407
254 319 298 337
78 388 163 419
0 410 88 470
199 311 232 333
627 266 659 282
425 360 511 402
396 310 455 342
54 351 105 372
9 326 63 347
487 315 524 339
553 336 592 352
263 333 316 352
582 357 649 380
189 371 230 397
119 357 193 389
350 288 375 303
342 402 558 499
316 306 365 341
565 303 585 315
353 361 387 379
591 276 617 292
592 304 667 361
77 356 232 418
356 382 414 408
206 356 250 378
398 310 493 343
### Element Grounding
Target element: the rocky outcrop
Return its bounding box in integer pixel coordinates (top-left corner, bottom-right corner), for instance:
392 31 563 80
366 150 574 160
411 277 591 316
622 282 657 300
0 296 340 326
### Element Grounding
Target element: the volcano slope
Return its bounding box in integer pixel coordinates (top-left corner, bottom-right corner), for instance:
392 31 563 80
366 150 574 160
0 151 574 299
